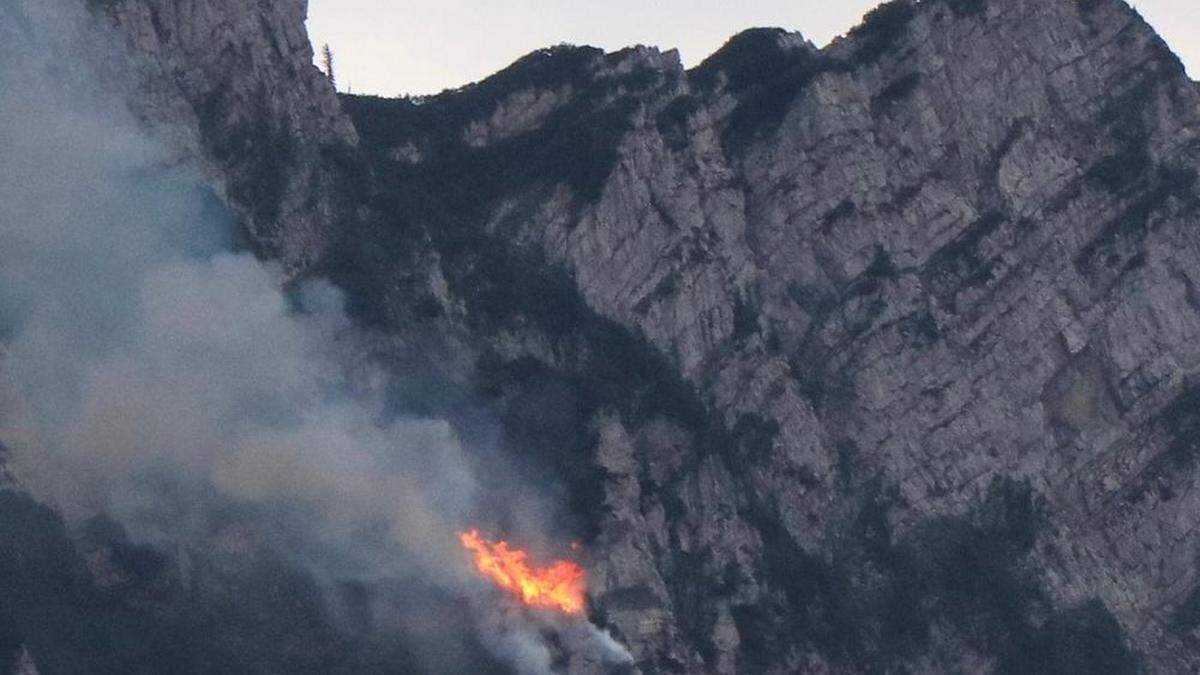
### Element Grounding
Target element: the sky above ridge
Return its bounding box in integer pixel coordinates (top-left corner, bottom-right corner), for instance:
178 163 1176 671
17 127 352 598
308 1 1198 97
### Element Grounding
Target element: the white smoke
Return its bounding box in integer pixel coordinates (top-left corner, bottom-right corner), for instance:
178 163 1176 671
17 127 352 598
0 0 635 672
481 613 555 675
475 607 636 675
0 1 481 585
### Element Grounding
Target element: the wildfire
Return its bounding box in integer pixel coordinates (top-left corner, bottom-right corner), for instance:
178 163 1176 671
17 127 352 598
459 529 586 615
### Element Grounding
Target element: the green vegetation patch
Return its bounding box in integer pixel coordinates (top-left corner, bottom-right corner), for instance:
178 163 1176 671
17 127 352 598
850 1 918 67
731 478 1143 672
872 72 922 115
690 28 848 147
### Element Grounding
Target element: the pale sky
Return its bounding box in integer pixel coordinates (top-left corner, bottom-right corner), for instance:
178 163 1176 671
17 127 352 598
308 1 1198 96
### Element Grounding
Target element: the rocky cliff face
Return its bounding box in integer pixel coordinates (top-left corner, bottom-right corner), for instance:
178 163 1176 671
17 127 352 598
334 1 1200 671
7 0 1200 673
96 0 360 271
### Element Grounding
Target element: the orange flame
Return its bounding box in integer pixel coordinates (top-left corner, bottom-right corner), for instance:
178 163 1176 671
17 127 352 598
459 529 586 615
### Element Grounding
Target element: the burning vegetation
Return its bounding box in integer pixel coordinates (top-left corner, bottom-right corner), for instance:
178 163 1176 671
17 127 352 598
459 530 586 615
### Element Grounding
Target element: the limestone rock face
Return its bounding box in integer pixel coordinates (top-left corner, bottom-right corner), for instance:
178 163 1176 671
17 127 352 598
10 647 38 675
95 0 360 271
55 0 1200 672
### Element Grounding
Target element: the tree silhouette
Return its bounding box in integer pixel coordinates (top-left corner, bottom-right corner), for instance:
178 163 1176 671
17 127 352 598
322 43 336 90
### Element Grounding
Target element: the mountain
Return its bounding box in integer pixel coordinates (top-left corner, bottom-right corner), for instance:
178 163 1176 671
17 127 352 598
4 0 1200 672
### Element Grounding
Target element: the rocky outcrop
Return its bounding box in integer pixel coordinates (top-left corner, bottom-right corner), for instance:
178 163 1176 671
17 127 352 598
93 0 360 271
9 647 38 675
1 647 38 675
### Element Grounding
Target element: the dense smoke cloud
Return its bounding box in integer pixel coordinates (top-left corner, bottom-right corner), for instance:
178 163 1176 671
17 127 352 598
0 0 477 582
0 1 628 672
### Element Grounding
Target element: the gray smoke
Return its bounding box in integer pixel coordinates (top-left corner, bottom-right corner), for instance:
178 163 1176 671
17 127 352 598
0 0 481 586
0 1 634 672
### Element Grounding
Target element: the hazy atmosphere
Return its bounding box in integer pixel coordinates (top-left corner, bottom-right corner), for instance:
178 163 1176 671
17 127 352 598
309 0 1199 95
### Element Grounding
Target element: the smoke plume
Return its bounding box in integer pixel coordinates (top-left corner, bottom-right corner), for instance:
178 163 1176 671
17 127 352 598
0 0 628 672
0 0 478 581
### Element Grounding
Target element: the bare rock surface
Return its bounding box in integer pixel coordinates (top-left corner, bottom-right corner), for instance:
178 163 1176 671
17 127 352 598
97 0 360 271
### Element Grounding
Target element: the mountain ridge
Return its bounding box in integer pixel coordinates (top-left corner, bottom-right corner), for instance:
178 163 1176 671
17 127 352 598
331 1 1200 670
